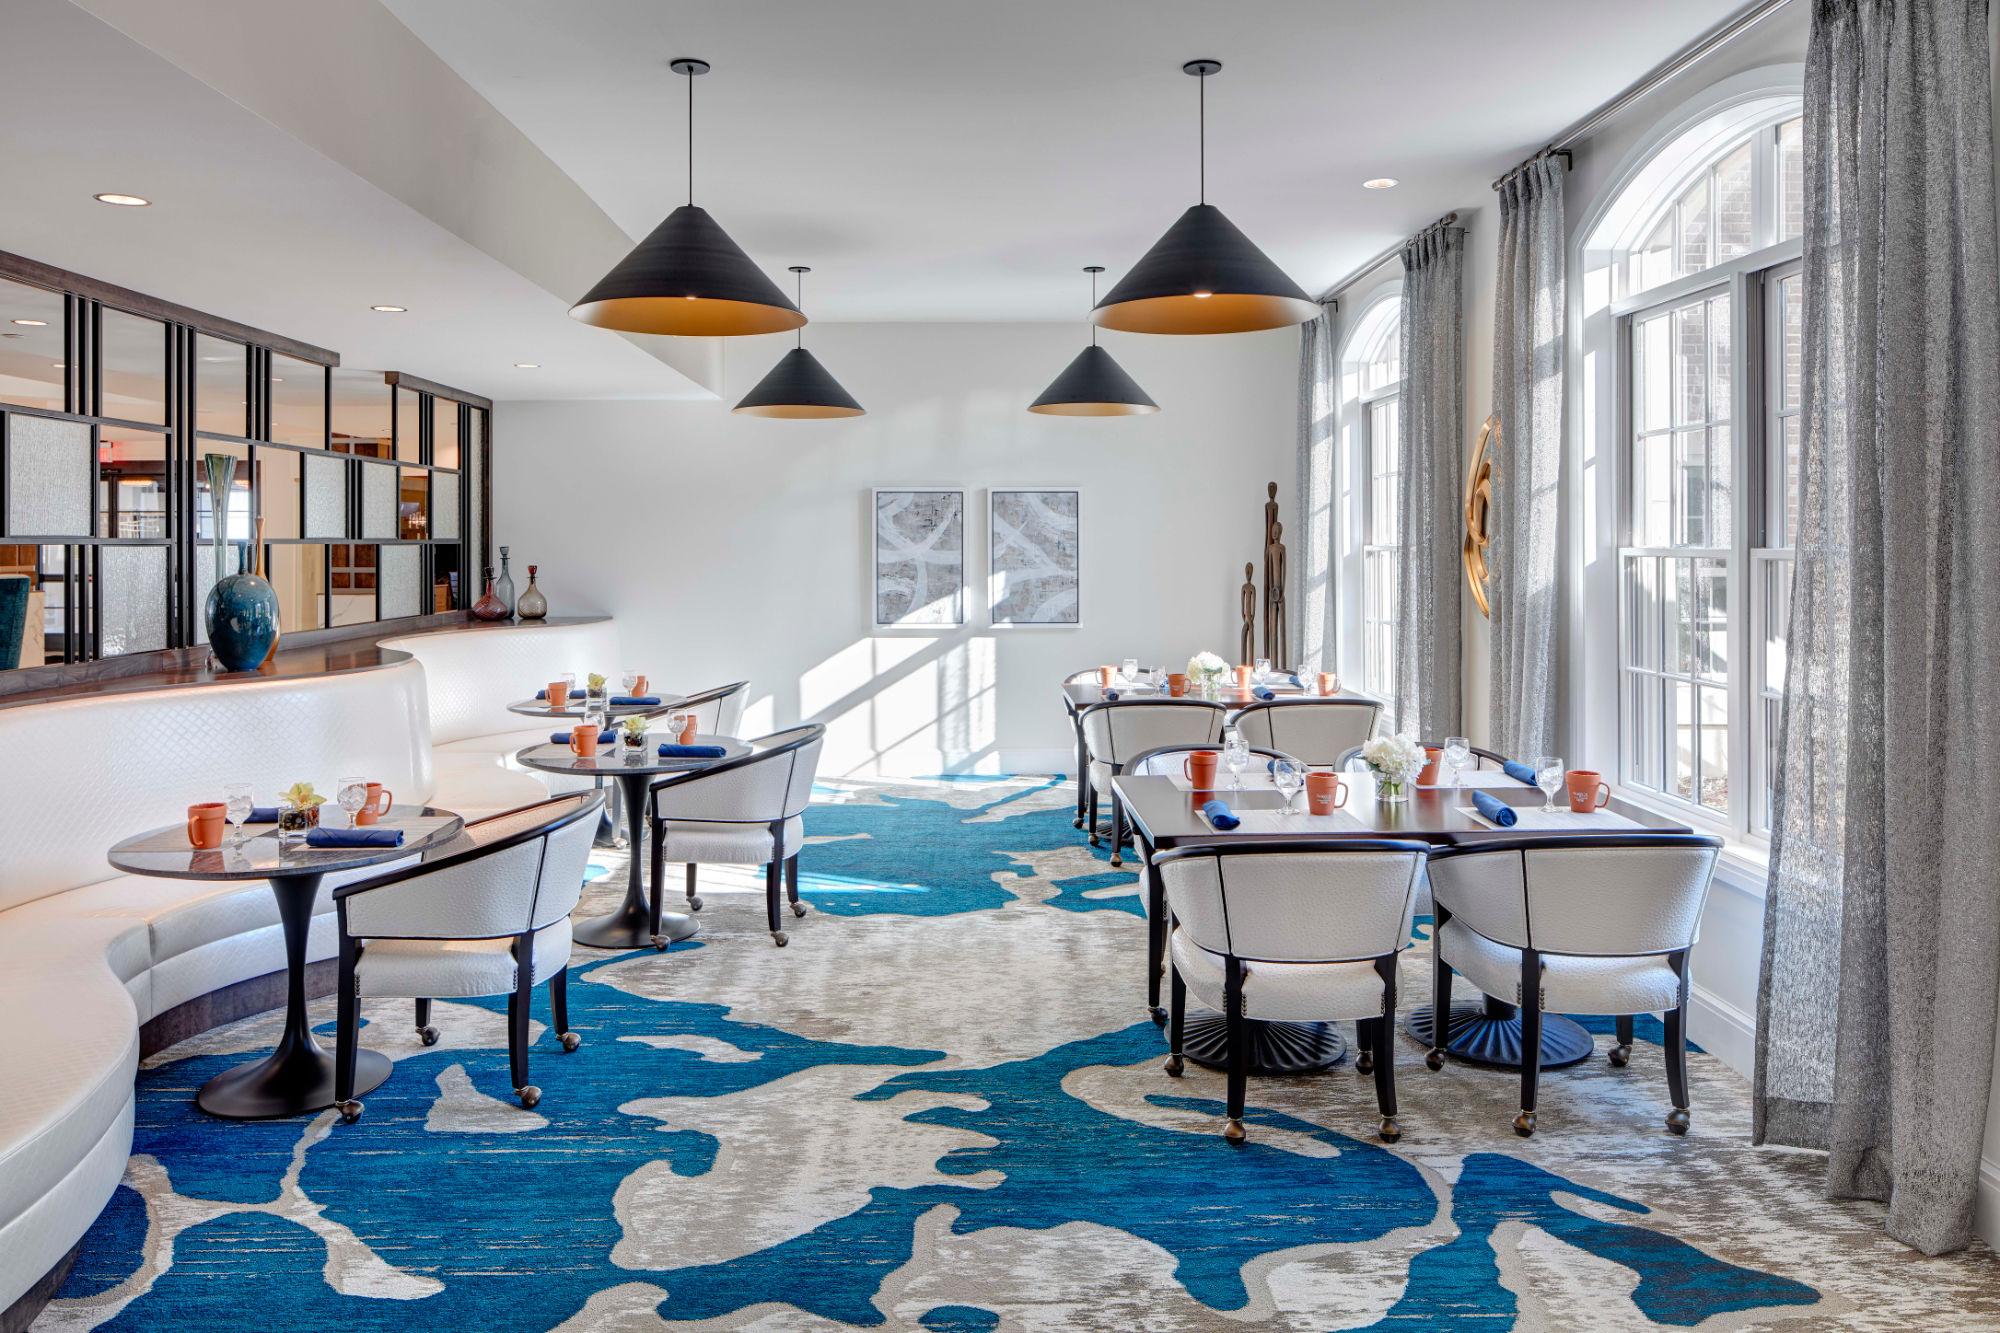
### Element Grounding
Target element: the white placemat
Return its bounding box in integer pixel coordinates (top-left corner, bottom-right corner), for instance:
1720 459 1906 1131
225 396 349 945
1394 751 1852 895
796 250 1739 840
1217 808 1368 833
1461 806 1645 831
1169 772 1277 792
1420 769 1533 790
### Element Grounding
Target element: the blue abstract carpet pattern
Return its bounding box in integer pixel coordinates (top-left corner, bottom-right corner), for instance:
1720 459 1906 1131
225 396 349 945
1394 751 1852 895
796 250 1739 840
36 776 2000 1331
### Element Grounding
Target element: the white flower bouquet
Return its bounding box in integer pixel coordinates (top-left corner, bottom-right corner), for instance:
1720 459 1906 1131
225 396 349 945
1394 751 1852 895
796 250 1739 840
1187 651 1230 698
1360 733 1427 801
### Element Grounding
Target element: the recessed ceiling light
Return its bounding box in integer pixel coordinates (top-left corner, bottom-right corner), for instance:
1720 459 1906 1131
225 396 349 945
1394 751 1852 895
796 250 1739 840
52 362 65 369
371 304 407 313
94 193 151 207
12 319 47 326
272 377 284 383
1363 178 1400 190
514 362 540 369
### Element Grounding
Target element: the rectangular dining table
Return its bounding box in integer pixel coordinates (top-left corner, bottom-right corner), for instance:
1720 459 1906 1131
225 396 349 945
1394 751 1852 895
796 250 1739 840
1112 766 1693 1077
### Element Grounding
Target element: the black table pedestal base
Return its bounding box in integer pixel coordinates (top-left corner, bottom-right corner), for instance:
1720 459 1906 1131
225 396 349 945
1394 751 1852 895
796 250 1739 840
1404 999 1595 1069
574 771 701 951
1182 1011 1348 1074
199 1046 390 1120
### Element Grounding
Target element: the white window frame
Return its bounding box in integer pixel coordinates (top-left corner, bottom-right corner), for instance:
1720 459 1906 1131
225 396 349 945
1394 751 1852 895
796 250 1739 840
1336 288 1402 701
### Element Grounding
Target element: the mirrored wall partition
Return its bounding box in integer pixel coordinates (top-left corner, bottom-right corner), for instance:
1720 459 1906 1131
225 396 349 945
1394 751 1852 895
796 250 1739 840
0 250 491 676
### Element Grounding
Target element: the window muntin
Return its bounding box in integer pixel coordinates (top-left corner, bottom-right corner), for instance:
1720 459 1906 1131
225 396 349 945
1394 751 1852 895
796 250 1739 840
1625 117 1802 297
1343 297 1402 703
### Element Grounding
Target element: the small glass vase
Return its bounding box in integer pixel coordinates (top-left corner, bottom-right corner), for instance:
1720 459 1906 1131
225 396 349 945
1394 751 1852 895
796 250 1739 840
277 803 318 847
471 569 509 621
517 565 548 621
493 546 517 618
621 732 649 760
1373 773 1409 803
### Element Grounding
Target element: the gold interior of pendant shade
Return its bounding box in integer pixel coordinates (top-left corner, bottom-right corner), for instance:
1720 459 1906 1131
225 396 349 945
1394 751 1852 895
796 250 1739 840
733 402 866 419
571 295 807 337
1027 400 1161 417
1092 291 1324 335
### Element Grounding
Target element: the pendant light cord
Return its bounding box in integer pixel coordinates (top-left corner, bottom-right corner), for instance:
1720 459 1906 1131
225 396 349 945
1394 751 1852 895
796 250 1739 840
796 270 805 348
686 66 695 206
1198 68 1205 205
1090 270 1098 346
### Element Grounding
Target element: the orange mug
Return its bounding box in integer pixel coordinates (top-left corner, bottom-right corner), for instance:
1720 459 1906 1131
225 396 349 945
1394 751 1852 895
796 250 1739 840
568 724 599 757
1235 664 1252 689
1417 746 1443 786
1183 751 1219 789
1317 672 1340 697
633 675 649 697
547 681 570 710
355 782 394 825
1305 772 1349 814
1567 770 1611 813
1098 665 1115 686
187 801 227 849
1166 673 1188 697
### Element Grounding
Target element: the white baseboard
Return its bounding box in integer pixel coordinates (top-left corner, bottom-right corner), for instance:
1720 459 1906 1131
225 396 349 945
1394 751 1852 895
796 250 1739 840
1688 982 1756 1081
1978 1156 2000 1249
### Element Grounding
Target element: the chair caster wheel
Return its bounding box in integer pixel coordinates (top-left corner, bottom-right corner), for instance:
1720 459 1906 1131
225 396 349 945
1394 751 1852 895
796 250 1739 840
1110 855 1123 868
1513 1110 1536 1137
1163 1054 1184 1078
1378 1116 1401 1144
791 900 808 918
1072 816 1084 829
1356 1051 1374 1074
560 1031 581 1053
1224 1118 1246 1144
418 1025 440 1047
651 934 669 952
1609 1044 1631 1068
1425 1049 1445 1071
1149 1006 1168 1026
337 1099 363 1124
1087 835 1102 847
517 1086 541 1109
1666 1108 1690 1135
772 931 789 947
687 896 703 912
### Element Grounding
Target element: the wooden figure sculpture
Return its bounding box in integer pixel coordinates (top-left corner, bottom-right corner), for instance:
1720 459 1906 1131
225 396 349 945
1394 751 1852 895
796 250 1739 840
1240 563 1257 666
1261 483 1289 669
1464 414 1497 617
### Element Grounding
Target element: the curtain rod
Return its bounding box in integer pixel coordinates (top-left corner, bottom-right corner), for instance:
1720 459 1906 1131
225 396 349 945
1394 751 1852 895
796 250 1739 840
1316 211 1459 308
1491 0 1794 189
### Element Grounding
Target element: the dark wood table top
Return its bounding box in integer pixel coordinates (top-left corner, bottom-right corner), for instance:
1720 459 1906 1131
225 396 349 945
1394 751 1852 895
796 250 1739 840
1112 771 1692 850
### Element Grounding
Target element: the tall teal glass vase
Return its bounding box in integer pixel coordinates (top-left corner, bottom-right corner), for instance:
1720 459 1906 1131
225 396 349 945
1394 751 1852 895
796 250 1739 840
201 454 279 672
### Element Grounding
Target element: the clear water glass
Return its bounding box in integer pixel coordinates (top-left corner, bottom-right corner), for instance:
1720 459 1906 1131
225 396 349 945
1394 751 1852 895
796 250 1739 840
337 776 369 829
1119 657 1138 683
1223 734 1251 791
1535 755 1564 813
1273 758 1304 814
1444 736 1472 788
620 669 639 696
1255 657 1271 682
223 783 253 845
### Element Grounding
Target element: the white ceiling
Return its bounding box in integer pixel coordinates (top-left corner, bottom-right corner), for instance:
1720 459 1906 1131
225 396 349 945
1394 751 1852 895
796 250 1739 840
383 0 1748 322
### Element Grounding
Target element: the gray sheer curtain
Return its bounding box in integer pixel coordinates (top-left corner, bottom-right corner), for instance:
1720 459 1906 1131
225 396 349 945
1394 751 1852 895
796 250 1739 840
1488 157 1565 760
1295 309 1336 676
1755 0 2000 1255
1393 226 1465 738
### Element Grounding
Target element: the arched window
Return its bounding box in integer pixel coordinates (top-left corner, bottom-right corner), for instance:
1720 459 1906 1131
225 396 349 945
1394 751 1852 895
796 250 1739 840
1577 88 1802 840
1341 295 1402 700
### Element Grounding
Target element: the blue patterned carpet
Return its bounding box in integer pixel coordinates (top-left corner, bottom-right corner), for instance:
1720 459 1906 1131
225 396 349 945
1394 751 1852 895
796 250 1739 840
36 777 1999 1331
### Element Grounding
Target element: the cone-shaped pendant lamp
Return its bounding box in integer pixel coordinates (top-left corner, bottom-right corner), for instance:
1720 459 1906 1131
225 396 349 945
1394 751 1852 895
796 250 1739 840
1030 267 1159 416
1093 61 1318 335
733 268 865 418
570 59 805 337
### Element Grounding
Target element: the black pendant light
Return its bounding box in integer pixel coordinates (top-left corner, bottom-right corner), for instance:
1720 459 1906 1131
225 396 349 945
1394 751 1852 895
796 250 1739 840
570 59 805 337
733 268 865 418
1093 61 1319 335
1029 267 1159 416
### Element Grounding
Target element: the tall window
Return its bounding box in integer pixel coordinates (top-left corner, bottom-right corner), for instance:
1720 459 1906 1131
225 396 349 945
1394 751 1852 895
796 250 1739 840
1595 108 1803 835
1343 298 1402 700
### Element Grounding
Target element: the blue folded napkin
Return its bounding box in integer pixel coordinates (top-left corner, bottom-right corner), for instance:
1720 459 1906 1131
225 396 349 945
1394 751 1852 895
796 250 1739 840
1501 759 1537 785
305 827 405 848
1201 799 1240 830
1287 673 1304 689
1253 687 1276 700
1103 688 1121 701
245 806 280 824
551 729 615 745
611 695 661 706
1471 792 1519 827
535 689 548 700
658 743 726 759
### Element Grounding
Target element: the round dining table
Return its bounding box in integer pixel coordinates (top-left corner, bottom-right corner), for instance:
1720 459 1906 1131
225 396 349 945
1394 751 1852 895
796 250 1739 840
107 806 465 1119
515 735 752 950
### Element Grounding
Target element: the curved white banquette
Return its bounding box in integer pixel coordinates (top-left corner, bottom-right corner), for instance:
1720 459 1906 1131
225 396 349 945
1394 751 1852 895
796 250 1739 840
0 617 620 1316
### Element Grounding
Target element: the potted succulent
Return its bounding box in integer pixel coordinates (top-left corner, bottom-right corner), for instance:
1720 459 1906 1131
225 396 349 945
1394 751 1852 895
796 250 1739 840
1359 734 1427 804
585 672 609 705
1186 650 1229 701
278 781 326 845
619 714 650 759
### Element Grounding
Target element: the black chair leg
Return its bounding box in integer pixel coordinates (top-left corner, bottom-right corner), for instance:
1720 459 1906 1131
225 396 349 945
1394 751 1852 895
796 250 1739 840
685 862 702 912
648 818 667 950
1223 958 1249 1143
1072 724 1088 829
1164 958 1187 1077
414 997 438 1047
766 861 788 946
1109 792 1126 867
1086 788 1101 846
508 959 539 1109
1427 906 1452 1070
1515 950 1542 1137
551 966 580 1052
1611 1014 1635 1068
1374 955 1401 1142
1355 1015 1375 1074
1665 950 1691 1134
786 854 807 917
1145 860 1167 1023
335 939 363 1122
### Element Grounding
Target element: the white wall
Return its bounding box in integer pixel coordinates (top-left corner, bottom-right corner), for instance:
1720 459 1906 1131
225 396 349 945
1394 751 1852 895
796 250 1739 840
493 320 1298 778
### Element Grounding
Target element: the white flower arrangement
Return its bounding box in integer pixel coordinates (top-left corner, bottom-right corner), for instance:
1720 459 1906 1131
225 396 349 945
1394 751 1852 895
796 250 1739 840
1187 651 1229 693
1360 733 1427 787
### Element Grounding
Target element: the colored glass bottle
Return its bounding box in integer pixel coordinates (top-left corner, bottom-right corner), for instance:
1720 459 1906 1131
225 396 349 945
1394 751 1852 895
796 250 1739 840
493 546 517 619
471 568 509 621
517 565 548 621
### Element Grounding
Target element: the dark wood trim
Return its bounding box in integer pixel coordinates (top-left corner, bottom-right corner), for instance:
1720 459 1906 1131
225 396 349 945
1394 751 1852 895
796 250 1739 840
0 249 338 367
138 959 339 1059
386 370 492 412
1 1243 80 1333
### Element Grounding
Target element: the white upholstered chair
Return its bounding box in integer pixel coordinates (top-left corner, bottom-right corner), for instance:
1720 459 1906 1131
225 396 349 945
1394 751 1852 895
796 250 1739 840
1122 743 1300 1026
1233 698 1382 767
1079 699 1226 867
1061 668 1103 831
1424 834 1723 1137
672 680 750 738
330 790 604 1120
1158 840 1428 1144
647 724 825 947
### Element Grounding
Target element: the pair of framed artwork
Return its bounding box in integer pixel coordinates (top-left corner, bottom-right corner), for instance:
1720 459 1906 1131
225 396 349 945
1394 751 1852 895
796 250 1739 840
873 487 1080 629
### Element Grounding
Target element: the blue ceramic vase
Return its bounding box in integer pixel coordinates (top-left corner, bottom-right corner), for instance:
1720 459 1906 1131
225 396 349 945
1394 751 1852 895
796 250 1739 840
202 454 280 672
